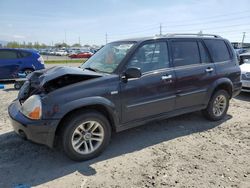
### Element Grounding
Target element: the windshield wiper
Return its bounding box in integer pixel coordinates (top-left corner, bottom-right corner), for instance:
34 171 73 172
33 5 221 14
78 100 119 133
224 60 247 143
84 67 97 72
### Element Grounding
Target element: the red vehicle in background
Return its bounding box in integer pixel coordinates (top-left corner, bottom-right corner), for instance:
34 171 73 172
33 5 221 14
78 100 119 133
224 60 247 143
69 51 93 58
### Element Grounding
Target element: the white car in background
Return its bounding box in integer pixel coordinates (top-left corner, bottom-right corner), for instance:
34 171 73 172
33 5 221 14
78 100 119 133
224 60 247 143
240 53 250 92
55 50 68 56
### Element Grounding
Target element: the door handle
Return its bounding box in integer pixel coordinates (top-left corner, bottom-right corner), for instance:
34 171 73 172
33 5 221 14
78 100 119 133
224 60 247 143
205 67 214 73
161 75 172 80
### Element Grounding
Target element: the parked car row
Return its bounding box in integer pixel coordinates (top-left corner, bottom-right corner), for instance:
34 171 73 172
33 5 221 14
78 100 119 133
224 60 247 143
39 48 98 58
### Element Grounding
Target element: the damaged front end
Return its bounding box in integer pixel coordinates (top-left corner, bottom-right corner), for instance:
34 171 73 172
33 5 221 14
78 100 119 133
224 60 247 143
18 66 102 102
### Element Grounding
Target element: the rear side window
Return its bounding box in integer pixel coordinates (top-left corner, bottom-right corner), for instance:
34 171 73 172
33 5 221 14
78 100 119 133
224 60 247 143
198 42 211 63
20 51 31 58
204 40 231 62
0 50 18 59
171 41 200 67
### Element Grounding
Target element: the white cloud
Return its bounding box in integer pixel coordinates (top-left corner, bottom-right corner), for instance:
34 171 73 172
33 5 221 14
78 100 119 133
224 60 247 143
13 35 25 39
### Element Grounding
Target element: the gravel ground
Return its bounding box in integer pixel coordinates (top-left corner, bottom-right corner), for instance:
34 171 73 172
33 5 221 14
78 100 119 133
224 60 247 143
0 79 250 187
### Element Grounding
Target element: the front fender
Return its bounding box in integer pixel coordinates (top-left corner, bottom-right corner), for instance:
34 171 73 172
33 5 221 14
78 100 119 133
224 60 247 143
43 96 119 126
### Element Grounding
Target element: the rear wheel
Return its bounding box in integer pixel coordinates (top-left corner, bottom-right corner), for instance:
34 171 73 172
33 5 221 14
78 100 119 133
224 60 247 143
23 69 33 76
61 111 111 161
202 90 229 121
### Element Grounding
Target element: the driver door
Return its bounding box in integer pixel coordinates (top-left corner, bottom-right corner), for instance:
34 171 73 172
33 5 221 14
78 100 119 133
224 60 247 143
120 41 176 123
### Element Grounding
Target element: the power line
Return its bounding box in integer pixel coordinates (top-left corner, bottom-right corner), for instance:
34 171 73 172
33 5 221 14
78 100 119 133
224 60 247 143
161 15 250 28
159 9 250 24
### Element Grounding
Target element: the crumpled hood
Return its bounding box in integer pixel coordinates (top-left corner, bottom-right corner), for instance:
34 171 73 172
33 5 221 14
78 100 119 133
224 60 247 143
240 63 250 73
28 66 103 86
19 66 103 101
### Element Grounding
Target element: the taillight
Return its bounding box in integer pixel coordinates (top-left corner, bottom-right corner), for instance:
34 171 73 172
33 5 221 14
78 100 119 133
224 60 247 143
37 56 44 64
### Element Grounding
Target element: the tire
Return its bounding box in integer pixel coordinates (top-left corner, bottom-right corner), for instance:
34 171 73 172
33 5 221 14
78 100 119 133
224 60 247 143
60 111 111 161
14 82 22 90
202 90 230 121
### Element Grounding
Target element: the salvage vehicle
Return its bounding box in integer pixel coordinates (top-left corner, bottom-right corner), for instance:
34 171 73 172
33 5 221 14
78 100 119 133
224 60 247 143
0 48 45 80
239 52 250 92
8 34 242 161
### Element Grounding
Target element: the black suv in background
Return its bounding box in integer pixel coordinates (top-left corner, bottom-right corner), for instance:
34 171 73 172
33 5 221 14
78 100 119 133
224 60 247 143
9 34 242 161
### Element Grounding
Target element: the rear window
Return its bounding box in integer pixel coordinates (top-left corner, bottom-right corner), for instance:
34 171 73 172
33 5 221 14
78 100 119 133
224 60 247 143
0 50 18 59
172 41 200 67
204 40 231 62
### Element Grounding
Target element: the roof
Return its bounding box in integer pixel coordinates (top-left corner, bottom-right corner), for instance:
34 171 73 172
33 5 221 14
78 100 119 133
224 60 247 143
0 48 38 53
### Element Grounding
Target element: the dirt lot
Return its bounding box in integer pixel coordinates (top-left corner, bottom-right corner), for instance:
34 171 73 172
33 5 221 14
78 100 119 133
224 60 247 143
0 81 250 187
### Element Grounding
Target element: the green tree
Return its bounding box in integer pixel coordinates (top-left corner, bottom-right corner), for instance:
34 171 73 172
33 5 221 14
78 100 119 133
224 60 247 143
72 43 81 47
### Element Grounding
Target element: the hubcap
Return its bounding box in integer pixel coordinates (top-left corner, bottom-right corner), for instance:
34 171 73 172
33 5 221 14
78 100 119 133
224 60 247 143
71 121 104 155
213 95 227 117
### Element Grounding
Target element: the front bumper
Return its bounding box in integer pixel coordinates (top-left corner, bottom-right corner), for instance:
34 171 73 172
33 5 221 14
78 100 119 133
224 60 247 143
242 80 250 92
8 100 60 148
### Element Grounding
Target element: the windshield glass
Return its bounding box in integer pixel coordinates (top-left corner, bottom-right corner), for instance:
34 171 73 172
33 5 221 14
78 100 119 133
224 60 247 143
81 42 135 73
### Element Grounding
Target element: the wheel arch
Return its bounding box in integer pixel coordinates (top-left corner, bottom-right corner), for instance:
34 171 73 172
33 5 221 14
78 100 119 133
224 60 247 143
54 103 118 140
210 78 233 99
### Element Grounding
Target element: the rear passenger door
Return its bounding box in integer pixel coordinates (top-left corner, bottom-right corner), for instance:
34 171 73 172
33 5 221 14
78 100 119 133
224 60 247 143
0 50 20 79
170 39 217 109
203 39 237 80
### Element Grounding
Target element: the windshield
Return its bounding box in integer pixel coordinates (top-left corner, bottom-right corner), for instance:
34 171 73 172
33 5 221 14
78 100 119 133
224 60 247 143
81 42 135 73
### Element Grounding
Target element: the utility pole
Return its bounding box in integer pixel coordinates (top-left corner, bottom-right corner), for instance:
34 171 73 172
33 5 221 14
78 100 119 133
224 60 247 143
160 23 162 36
105 33 108 44
64 30 67 45
78 36 81 46
241 32 246 48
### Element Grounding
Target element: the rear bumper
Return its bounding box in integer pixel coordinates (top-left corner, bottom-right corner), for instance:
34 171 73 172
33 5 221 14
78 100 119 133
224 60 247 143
8 100 60 148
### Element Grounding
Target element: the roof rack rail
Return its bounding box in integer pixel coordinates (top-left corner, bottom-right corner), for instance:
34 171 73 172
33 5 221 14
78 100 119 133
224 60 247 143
164 33 222 38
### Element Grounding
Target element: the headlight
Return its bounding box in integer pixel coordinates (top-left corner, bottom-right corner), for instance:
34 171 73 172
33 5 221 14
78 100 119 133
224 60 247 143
20 95 42 120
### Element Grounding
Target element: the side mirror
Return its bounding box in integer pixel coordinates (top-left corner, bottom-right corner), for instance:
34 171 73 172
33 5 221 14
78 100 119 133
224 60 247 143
124 67 141 80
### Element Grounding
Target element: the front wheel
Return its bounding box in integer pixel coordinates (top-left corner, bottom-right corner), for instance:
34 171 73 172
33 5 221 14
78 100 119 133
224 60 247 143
61 111 111 161
202 90 229 121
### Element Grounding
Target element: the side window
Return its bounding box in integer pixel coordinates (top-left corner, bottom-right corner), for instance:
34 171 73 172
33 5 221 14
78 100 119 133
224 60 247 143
171 41 200 67
0 50 18 59
127 42 169 73
204 40 231 62
198 42 211 63
20 51 31 58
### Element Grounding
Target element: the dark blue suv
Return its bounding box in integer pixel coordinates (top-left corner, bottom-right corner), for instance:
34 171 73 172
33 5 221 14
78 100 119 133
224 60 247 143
9 34 242 161
0 48 45 80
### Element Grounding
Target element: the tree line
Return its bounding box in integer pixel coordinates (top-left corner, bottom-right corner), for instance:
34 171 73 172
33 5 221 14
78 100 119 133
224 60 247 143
5 41 90 49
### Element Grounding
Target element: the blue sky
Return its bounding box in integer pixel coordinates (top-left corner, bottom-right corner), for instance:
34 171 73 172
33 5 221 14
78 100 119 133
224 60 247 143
0 0 250 45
